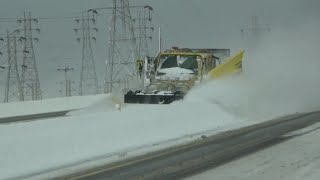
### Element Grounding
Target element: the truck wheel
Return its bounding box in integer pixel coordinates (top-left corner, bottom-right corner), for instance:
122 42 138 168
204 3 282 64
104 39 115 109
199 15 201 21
174 91 184 100
127 90 134 96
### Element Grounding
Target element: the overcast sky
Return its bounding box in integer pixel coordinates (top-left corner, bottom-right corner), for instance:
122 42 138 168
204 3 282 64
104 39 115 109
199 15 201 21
0 0 319 100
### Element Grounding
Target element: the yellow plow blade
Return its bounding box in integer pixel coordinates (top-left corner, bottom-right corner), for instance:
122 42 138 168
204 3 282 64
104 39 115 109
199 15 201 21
209 49 245 79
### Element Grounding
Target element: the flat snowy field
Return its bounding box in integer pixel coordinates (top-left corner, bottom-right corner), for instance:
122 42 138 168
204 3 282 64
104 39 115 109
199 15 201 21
186 122 320 180
0 76 273 180
0 73 318 179
0 98 251 179
2 20 319 180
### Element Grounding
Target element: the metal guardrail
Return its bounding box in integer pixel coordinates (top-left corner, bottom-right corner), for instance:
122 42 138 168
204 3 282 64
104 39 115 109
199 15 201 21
0 110 75 124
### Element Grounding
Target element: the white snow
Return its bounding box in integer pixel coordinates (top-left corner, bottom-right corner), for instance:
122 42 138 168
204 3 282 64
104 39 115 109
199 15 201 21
0 94 111 118
1 72 311 179
158 67 194 75
0 71 318 179
157 67 195 80
1 75 282 179
186 122 320 180
0 95 251 179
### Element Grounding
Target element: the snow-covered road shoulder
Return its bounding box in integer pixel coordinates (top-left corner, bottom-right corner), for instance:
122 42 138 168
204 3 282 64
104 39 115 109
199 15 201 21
187 122 320 180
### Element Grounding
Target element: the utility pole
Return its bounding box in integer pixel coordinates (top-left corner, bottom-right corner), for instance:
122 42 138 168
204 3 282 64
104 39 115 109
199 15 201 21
0 47 4 68
104 0 152 93
158 27 162 53
0 30 24 103
57 67 74 97
75 10 99 96
18 12 42 101
0 47 4 69
0 44 5 101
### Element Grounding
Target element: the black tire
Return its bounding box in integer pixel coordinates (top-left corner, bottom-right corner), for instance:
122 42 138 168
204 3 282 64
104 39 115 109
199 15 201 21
174 91 184 100
135 90 142 95
127 90 135 96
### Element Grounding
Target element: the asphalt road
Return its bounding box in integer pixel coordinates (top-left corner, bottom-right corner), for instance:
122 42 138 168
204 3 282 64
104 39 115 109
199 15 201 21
63 111 320 180
0 110 74 124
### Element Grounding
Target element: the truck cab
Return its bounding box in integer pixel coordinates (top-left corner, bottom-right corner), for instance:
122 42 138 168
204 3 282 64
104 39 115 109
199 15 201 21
124 48 231 104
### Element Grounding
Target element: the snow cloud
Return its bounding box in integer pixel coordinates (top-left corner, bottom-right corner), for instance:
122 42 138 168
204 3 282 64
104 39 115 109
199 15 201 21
185 18 320 120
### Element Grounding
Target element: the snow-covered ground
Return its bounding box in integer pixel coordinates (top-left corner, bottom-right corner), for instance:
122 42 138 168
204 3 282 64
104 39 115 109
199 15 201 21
0 92 253 179
0 73 313 180
186 122 320 180
0 73 283 179
0 70 318 179
0 94 112 118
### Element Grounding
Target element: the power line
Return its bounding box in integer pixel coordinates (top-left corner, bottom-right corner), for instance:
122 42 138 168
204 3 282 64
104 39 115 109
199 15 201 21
0 5 148 23
0 16 79 23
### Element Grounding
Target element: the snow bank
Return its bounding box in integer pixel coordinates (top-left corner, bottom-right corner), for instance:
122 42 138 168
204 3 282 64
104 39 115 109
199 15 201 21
0 94 111 118
0 99 249 179
67 95 117 115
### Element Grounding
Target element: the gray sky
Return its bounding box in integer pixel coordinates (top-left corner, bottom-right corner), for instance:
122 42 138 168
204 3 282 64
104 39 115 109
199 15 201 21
0 0 319 100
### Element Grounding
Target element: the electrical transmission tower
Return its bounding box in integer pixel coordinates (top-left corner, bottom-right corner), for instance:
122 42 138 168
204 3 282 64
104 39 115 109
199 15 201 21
134 6 154 59
57 67 74 97
104 0 153 93
0 31 24 103
75 10 99 96
18 12 42 101
241 14 271 41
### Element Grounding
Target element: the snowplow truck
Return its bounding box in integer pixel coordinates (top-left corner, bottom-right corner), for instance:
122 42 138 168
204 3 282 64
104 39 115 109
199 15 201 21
124 48 244 104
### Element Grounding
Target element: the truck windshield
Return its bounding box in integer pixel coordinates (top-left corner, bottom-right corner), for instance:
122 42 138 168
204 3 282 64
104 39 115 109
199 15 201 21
159 55 198 70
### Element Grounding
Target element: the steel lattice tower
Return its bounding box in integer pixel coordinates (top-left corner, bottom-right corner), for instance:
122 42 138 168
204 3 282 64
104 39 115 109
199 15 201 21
241 14 270 42
104 0 141 93
135 6 153 59
75 11 99 95
18 12 42 101
2 31 24 103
